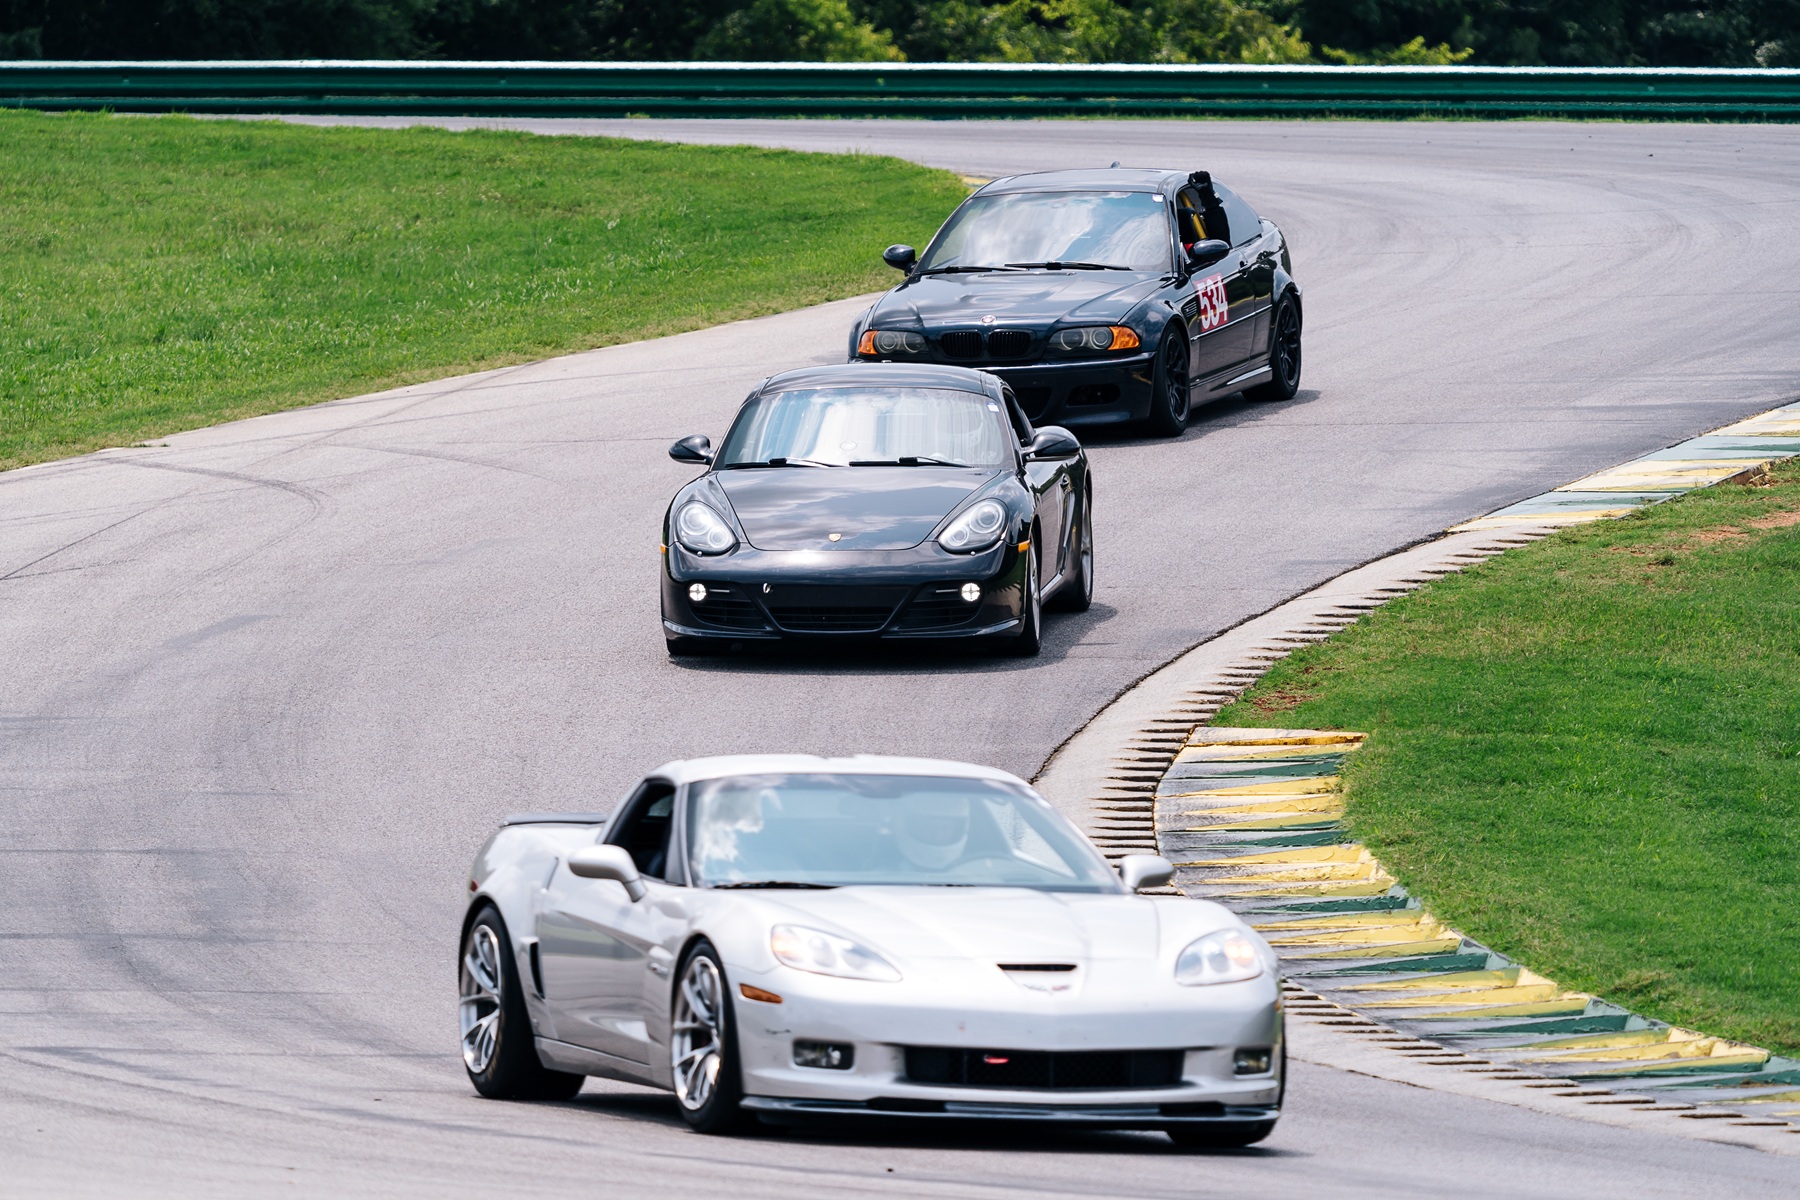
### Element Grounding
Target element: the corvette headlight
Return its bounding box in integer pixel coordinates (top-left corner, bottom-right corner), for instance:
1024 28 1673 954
858 329 926 357
937 498 1008 553
771 924 901 982
674 501 737 555
1051 325 1141 353
1175 929 1264 987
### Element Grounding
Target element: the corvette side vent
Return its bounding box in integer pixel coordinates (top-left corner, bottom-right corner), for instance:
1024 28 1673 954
940 330 983 360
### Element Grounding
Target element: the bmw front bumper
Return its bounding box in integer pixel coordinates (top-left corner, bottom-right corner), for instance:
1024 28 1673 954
977 351 1157 428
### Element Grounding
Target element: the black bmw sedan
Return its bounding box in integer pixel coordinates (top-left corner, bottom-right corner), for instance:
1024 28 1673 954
849 168 1301 436
659 364 1092 657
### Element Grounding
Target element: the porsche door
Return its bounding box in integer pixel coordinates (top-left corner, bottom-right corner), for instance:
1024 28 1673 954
1006 391 1068 579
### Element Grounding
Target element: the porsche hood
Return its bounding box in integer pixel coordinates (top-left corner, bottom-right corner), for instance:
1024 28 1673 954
716 468 998 552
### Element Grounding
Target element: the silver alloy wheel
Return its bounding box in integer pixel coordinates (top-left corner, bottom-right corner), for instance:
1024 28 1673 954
459 923 504 1075
671 955 726 1111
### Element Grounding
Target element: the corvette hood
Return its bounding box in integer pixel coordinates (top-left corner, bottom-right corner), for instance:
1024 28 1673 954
716 468 997 552
871 271 1164 327
765 887 1167 964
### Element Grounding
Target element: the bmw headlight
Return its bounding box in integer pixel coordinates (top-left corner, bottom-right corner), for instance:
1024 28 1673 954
770 924 901 982
1050 325 1141 354
1174 929 1265 986
858 329 926 357
937 498 1008 553
674 501 737 555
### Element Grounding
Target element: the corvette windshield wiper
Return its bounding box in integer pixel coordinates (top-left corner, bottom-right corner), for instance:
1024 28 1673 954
1004 261 1132 271
721 457 838 469
712 880 839 889
916 264 1023 275
847 456 970 467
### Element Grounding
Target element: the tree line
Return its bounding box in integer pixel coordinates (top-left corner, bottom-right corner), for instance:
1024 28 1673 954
2 0 1795 67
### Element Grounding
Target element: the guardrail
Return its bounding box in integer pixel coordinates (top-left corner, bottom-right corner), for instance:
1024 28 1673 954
4 61 1799 121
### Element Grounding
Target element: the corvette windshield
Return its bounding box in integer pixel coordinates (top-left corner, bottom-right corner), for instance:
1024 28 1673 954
919 190 1171 273
715 388 1009 468
687 774 1120 891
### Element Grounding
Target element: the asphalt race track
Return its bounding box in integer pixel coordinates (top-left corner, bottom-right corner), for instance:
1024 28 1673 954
4 120 1799 1197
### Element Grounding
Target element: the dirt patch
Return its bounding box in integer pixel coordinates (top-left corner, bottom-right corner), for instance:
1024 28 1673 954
1747 509 1800 531
1250 687 1319 714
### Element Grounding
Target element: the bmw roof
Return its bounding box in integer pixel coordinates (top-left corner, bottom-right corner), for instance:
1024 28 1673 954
760 362 999 395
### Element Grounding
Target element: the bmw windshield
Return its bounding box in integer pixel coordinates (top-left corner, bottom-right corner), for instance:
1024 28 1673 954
715 387 1011 469
687 773 1121 891
918 190 1172 274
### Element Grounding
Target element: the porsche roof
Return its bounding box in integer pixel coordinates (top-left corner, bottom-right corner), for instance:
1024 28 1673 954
761 362 998 394
977 168 1191 195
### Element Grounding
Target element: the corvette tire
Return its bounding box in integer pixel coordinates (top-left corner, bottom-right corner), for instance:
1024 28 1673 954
671 941 753 1135
460 905 584 1101
1245 297 1301 403
1144 328 1192 437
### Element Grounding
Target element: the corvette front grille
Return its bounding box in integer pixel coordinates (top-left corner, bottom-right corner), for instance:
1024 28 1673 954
903 1047 1185 1091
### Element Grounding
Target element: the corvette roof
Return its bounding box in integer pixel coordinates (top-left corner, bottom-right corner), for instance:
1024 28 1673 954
761 362 997 394
648 753 1030 788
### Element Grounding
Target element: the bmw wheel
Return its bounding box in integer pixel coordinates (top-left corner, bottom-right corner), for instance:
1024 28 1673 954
670 940 751 1134
1245 298 1301 402
1144 327 1191 437
460 906 584 1101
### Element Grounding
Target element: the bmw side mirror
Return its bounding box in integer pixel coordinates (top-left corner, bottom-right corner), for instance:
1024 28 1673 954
1023 426 1081 460
669 434 713 465
1185 239 1230 270
568 844 647 901
882 244 917 272
1118 854 1174 892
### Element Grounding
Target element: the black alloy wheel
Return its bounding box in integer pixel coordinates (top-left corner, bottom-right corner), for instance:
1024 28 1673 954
1049 484 1094 613
459 905 585 1101
1246 298 1301 402
1001 538 1043 656
1144 328 1192 437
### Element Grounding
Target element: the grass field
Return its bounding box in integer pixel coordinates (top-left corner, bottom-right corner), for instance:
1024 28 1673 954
1214 460 1800 1055
0 111 965 471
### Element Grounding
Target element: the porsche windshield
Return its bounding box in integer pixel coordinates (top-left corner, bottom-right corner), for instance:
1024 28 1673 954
919 190 1171 273
715 387 1010 468
687 773 1120 891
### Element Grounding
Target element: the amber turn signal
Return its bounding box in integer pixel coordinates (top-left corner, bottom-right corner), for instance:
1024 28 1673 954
740 983 784 1004
856 329 879 356
1107 325 1141 351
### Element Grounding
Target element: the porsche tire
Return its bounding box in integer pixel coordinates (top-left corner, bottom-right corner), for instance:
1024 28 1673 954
1049 484 1093 614
1000 541 1042 656
1144 328 1191 437
1245 297 1301 403
1166 1120 1276 1150
459 905 584 1101
671 941 753 1135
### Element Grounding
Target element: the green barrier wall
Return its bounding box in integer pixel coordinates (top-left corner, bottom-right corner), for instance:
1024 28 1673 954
4 61 1799 121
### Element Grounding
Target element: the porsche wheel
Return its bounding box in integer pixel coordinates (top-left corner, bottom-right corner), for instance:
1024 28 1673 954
670 941 751 1134
1050 484 1093 613
1245 298 1301 403
1167 1119 1276 1150
460 906 584 1101
1144 328 1191 437
1001 540 1042 656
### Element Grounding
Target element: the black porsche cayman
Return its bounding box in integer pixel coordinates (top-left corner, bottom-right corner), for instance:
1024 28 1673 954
849 167 1301 436
659 363 1091 657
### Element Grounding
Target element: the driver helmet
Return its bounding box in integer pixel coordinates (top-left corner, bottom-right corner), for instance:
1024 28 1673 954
896 795 971 870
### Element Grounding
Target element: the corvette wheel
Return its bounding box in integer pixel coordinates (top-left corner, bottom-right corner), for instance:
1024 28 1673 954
460 906 584 1101
1144 328 1191 437
1246 298 1301 402
1049 484 1093 613
1001 541 1042 656
670 941 750 1134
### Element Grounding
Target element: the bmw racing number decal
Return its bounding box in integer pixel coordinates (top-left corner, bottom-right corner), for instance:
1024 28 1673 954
1194 274 1228 331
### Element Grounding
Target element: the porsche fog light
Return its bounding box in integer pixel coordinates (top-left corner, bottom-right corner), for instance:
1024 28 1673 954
1174 929 1264 986
938 499 1008 553
1234 1047 1274 1075
960 582 982 602
793 1039 855 1070
770 924 901 982
674 502 737 555
688 582 708 603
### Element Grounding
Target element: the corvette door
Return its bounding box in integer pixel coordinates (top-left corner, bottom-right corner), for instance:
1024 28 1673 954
534 781 676 1064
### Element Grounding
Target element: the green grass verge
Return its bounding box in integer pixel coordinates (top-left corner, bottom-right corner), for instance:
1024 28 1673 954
0 111 965 471
1214 460 1800 1055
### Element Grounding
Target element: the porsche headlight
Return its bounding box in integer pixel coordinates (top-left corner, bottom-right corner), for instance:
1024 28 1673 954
1175 929 1264 986
770 924 901 982
858 329 926 357
674 501 737 555
1051 325 1141 353
937 498 1008 553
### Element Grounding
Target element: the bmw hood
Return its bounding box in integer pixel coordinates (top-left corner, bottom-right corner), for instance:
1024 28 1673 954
716 468 998 552
871 271 1164 327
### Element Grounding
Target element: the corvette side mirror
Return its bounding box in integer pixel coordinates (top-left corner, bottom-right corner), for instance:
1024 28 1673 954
1023 426 1081 460
568 844 647 901
882 244 917 272
669 434 713 465
1185 239 1230 270
1118 854 1174 892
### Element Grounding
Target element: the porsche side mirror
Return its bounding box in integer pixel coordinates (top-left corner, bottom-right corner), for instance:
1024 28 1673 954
1118 854 1174 893
1185 239 1230 270
669 434 713 466
1023 426 1082 460
883 244 917 272
568 844 648 901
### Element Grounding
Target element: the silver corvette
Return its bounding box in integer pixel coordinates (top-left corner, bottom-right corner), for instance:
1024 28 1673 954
458 755 1285 1147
